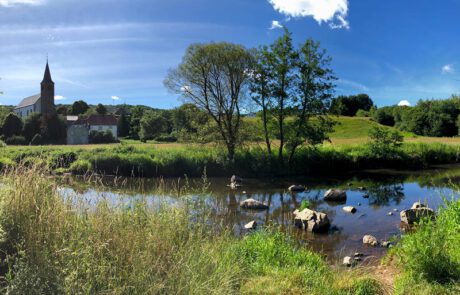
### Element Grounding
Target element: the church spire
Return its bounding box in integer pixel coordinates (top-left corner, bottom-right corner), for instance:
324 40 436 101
42 60 54 84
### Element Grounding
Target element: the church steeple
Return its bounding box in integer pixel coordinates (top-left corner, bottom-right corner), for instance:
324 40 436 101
42 60 54 84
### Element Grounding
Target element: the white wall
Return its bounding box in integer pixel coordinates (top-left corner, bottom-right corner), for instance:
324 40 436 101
89 125 118 139
14 104 35 118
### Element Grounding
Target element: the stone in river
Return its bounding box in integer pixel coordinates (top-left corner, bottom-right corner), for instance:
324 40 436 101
343 256 356 267
288 185 306 192
240 198 269 210
343 206 357 213
244 220 257 230
400 202 435 224
324 189 347 201
363 235 378 246
293 208 330 233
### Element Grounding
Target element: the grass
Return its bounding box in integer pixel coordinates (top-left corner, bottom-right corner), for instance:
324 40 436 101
0 165 384 294
389 198 460 294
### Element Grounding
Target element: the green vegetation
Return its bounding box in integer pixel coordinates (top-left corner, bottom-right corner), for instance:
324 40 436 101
0 165 383 294
390 199 460 294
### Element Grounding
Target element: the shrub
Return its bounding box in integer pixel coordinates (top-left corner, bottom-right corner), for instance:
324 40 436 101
368 126 403 158
89 130 117 144
69 159 92 174
5 136 27 146
356 109 370 117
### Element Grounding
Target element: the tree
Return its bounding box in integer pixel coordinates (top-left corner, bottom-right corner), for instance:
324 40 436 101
95 103 108 115
250 29 336 165
2 113 23 138
368 126 403 157
22 112 42 142
69 100 89 116
117 108 131 138
285 38 336 164
139 110 168 141
330 94 374 116
165 42 253 161
41 114 67 144
56 105 68 116
129 106 145 139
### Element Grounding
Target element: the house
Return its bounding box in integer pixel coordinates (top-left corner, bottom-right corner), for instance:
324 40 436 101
14 61 55 119
66 114 118 145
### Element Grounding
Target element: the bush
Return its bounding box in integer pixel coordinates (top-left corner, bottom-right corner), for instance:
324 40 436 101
69 159 92 174
5 136 27 146
356 109 370 117
89 130 117 144
155 134 178 142
368 126 403 157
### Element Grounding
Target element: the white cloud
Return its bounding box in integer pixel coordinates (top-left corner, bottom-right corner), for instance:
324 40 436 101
268 0 350 29
54 95 65 100
111 96 120 100
337 79 369 92
398 100 411 107
0 0 45 7
269 20 283 30
442 64 455 74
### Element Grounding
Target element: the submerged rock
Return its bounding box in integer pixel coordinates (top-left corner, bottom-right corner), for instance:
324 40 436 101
381 240 393 248
324 189 347 201
363 235 378 246
240 198 269 210
293 208 330 233
288 185 306 192
244 220 257 230
343 206 357 214
400 202 435 224
229 175 243 189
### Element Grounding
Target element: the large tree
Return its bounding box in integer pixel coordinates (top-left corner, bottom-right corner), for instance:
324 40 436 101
2 113 23 138
139 110 168 142
251 29 336 165
69 100 90 116
165 42 253 161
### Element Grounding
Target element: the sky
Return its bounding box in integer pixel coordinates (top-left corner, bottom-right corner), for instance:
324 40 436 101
1 0 460 109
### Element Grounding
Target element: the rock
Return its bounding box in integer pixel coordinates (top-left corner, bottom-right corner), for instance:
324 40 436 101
240 198 269 210
381 241 393 248
387 212 394 216
231 175 243 184
400 207 435 224
244 220 257 230
230 182 242 189
411 202 426 209
358 203 362 206
358 186 366 191
343 206 357 213
362 194 369 199
288 185 306 192
293 208 330 233
343 256 356 267
242 191 247 194
354 252 364 257
393 209 399 212
363 235 378 246
324 189 347 201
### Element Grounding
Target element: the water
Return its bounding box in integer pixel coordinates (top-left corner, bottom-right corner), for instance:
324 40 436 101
58 164 460 264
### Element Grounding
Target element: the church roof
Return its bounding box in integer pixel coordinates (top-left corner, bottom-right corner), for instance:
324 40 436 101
42 61 54 84
15 94 40 109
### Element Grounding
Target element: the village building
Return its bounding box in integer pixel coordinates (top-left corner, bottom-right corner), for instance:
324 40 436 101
14 61 55 119
67 114 118 145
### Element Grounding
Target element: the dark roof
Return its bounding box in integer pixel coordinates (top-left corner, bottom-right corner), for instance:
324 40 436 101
42 61 54 84
86 114 118 126
15 94 40 109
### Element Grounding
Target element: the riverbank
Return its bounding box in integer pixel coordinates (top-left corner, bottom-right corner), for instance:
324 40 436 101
0 165 384 294
0 142 459 178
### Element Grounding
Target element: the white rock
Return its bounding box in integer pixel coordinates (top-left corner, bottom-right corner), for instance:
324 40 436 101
343 206 357 213
244 220 257 230
363 235 378 246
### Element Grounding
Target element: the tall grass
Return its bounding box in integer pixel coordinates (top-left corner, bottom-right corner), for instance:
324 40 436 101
0 165 384 294
389 198 460 294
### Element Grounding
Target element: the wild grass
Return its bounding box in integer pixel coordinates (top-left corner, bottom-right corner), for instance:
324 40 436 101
0 165 384 294
0 141 459 178
389 198 460 294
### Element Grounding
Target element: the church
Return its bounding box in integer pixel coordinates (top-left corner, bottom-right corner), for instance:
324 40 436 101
14 61 56 119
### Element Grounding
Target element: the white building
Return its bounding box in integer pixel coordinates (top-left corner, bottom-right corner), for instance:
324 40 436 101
66 114 118 145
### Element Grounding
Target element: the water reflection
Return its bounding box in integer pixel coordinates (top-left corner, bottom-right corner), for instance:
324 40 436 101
57 165 460 263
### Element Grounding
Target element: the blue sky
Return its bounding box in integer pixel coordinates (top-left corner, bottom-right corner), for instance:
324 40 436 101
1 0 460 108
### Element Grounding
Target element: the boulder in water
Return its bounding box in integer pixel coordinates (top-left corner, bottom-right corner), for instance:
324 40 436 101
288 185 306 192
240 198 269 210
293 208 330 233
324 189 347 201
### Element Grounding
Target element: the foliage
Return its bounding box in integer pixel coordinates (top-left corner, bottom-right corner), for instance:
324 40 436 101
117 107 130 137
89 130 117 144
250 29 336 165
2 113 23 139
300 200 310 210
330 94 374 116
391 199 460 293
69 100 90 116
356 109 370 117
95 103 108 115
5 136 26 146
373 106 396 126
40 114 67 144
22 112 41 143
368 126 404 157
139 110 168 142
165 42 254 161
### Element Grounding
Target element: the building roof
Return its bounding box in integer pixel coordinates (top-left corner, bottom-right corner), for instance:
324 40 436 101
42 61 54 84
86 114 118 126
15 94 40 109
